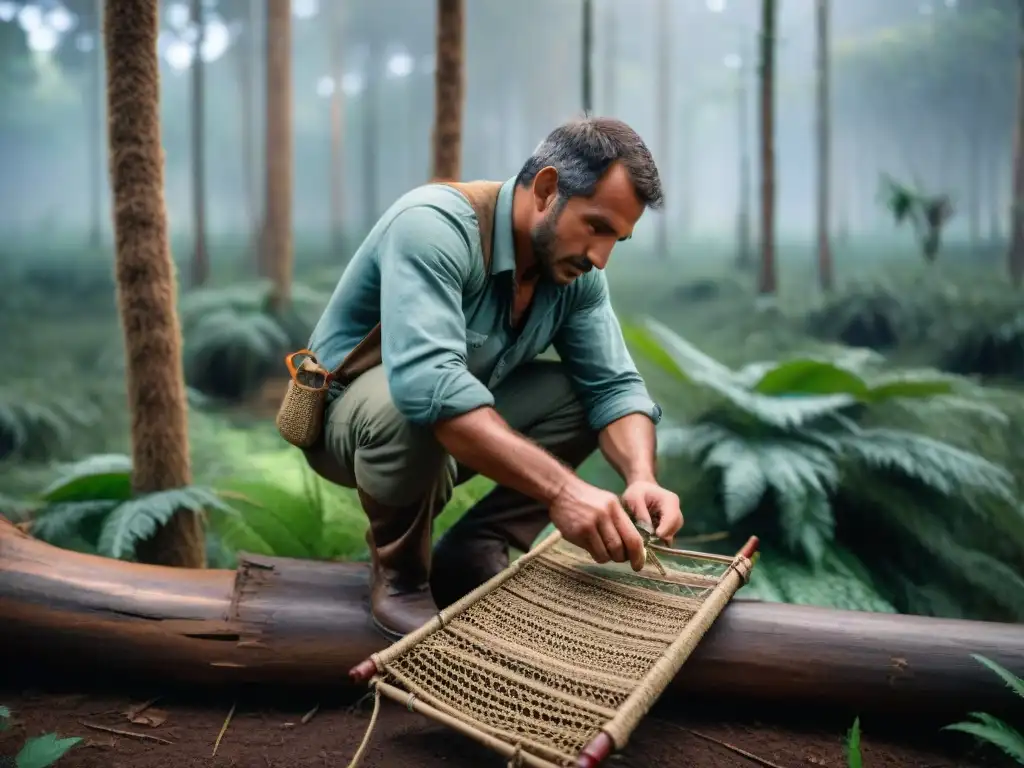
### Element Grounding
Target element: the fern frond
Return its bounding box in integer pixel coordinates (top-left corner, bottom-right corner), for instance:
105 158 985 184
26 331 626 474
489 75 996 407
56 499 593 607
840 429 1016 506
98 486 234 560
777 490 835 566
40 454 133 502
31 499 117 542
971 654 1024 700
943 712 1024 764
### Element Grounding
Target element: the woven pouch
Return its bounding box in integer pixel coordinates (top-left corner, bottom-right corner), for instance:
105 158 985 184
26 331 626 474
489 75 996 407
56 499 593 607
275 349 332 448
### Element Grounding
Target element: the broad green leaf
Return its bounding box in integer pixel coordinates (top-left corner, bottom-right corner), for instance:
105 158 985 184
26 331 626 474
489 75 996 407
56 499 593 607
16 733 82 768
621 324 689 382
40 454 133 503
752 359 870 398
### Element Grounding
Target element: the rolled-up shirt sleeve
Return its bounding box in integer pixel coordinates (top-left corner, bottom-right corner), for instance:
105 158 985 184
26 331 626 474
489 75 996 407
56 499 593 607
553 273 663 432
378 205 495 425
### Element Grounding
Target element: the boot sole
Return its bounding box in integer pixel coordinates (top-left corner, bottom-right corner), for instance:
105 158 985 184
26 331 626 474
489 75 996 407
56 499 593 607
370 612 406 643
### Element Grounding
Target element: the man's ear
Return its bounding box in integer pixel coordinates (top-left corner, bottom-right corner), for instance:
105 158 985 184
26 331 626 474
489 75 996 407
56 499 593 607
532 166 559 213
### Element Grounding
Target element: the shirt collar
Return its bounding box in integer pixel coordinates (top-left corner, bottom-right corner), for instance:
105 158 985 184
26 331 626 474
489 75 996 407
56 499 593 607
490 176 517 275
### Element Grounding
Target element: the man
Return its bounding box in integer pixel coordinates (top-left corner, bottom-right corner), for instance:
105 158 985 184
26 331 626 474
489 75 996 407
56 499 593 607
305 116 683 640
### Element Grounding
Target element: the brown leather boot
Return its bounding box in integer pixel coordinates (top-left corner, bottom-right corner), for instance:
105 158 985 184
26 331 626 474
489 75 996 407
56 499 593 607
358 487 440 640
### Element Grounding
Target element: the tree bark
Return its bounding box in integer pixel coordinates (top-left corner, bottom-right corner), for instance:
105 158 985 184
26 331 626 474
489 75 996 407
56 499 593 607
265 0 293 312
0 519 1021 717
735 46 752 269
757 0 777 295
235 5 258 271
189 0 209 289
1009 0 1024 286
103 0 204 568
88 0 104 250
601 0 615 115
581 0 593 114
328 1 345 258
655 0 670 260
431 0 464 181
814 0 833 292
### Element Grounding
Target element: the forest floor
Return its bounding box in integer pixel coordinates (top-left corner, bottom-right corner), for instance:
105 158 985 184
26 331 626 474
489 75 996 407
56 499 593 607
0 686 1003 768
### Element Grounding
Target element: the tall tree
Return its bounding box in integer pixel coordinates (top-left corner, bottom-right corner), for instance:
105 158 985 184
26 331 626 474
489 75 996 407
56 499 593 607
1010 0 1024 286
104 0 205 568
265 0 293 311
328 2 345 257
189 0 209 288
88 0 104 249
602 0 616 115
581 0 593 113
735 45 753 270
815 0 833 291
232 0 260 272
757 0 778 296
655 0 670 260
432 0 464 181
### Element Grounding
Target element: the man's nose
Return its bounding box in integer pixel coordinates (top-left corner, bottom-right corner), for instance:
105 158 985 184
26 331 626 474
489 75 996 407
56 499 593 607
587 248 612 271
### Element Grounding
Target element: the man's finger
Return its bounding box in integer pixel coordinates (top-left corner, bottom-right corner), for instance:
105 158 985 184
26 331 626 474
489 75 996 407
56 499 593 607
623 493 653 530
586 528 612 564
613 505 647 572
656 497 684 542
598 516 626 563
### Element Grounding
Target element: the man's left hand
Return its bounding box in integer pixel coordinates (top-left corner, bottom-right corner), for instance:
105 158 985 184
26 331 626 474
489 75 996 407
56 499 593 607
620 480 683 544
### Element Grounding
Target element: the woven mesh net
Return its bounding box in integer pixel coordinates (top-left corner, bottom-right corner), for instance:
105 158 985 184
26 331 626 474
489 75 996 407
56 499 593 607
371 535 754 768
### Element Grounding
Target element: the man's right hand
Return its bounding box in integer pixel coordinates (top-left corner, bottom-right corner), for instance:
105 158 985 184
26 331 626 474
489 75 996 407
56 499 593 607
549 477 647 571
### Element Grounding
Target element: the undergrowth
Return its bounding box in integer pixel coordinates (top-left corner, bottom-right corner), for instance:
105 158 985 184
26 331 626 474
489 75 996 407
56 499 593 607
0 706 80 768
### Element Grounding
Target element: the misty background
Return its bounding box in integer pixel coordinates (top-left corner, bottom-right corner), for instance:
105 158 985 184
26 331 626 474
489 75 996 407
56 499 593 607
0 0 1014 251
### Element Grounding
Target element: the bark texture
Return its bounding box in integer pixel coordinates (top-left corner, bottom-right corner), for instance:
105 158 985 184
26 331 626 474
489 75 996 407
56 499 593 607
265 0 293 311
104 0 204 568
432 0 465 181
1 518 1022 718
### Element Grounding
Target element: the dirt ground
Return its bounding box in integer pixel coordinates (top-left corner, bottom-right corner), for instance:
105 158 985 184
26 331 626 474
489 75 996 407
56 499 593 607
0 686 1005 768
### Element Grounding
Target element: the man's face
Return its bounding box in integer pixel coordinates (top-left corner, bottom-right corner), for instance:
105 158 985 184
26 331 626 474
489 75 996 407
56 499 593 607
528 162 645 286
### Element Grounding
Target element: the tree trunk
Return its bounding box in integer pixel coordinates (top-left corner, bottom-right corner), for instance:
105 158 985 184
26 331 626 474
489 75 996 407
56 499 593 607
1 518 1022 718
1009 0 1024 286
655 0 670 260
189 0 209 289
88 0 104 250
362 39 380 236
581 0 593 114
235 5 258 272
814 0 833 292
735 50 753 269
103 0 205 568
431 0 464 181
265 0 293 312
757 0 778 296
602 0 616 115
328 1 345 258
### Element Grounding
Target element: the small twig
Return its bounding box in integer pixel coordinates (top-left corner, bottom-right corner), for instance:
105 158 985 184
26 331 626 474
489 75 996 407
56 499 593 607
681 727 789 768
212 700 237 758
301 704 320 725
79 721 173 745
125 696 161 720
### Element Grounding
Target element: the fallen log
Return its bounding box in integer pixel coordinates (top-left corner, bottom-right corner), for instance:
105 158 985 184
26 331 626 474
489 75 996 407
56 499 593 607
1 519 1022 717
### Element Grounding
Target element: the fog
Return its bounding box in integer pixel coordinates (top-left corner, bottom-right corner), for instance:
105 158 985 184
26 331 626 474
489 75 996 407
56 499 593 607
0 0 1014 250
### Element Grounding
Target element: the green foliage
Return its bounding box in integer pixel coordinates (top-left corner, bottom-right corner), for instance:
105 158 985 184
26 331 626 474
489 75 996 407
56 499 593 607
878 174 954 264
0 386 100 463
626 318 1022 619
846 718 863 768
180 280 330 402
943 655 1024 764
0 707 81 768
26 454 238 560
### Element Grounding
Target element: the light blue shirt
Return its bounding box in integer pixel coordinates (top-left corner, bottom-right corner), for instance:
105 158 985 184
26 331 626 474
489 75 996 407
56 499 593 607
308 176 662 431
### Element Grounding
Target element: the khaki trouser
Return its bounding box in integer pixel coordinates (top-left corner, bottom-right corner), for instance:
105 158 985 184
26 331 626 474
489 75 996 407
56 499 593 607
307 360 598 605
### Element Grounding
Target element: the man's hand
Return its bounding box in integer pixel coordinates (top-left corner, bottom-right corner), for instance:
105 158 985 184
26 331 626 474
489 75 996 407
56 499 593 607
621 480 683 544
549 477 647 571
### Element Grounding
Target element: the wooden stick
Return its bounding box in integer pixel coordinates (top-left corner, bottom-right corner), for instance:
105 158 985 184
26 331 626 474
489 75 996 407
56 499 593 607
125 696 160 720
212 700 237 757
301 704 319 724
673 724 790 768
79 721 172 745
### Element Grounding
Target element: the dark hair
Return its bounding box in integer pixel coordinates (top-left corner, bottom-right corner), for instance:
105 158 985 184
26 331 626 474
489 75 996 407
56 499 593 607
514 116 664 210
